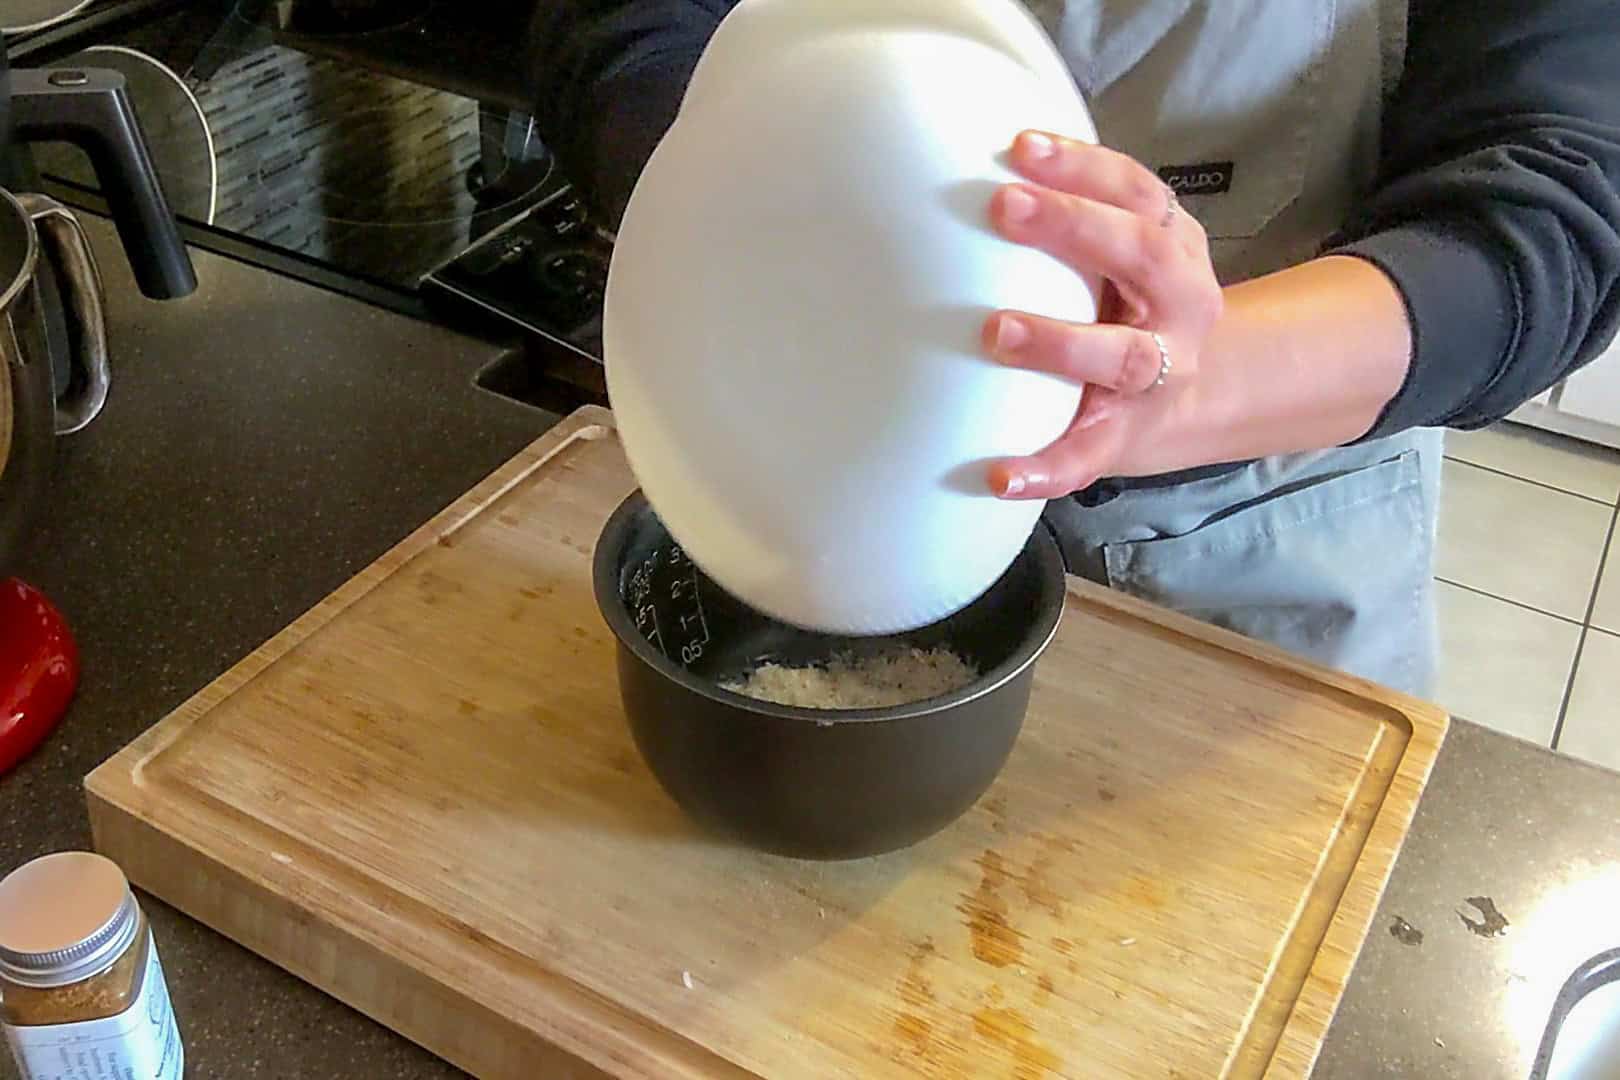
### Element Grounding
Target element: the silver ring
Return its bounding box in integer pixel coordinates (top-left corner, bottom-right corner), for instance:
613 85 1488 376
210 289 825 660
1160 184 1179 228
1150 332 1172 388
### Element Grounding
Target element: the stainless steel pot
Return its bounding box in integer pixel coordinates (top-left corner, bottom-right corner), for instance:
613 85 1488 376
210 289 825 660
0 37 200 568
0 187 106 565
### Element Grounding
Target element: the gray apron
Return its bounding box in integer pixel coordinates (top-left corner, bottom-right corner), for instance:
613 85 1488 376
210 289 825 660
1032 0 1444 696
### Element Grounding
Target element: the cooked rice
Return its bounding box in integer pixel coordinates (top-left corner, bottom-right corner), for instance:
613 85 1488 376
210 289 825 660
721 646 979 710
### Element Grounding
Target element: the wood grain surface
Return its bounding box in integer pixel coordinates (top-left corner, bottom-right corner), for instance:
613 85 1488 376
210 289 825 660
86 407 1448 1079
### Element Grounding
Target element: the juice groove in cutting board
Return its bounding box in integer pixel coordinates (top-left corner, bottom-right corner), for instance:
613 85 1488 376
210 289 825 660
86 407 1447 1079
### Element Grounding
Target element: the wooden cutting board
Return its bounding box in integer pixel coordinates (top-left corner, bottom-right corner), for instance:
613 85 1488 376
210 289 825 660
85 407 1447 1079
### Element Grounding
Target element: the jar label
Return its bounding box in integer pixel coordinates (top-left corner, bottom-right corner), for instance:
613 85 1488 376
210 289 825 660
4 932 183 1080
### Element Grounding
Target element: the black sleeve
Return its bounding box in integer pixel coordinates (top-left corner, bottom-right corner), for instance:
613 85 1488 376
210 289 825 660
1328 0 1620 435
524 0 735 229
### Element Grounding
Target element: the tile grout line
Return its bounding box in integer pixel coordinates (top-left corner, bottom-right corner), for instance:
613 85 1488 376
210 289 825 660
1443 455 1620 508
1549 499 1620 750
1554 627 1592 751
1434 577 1587 626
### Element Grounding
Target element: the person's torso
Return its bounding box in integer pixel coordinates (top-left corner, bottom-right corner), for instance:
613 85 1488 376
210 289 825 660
1026 0 1408 283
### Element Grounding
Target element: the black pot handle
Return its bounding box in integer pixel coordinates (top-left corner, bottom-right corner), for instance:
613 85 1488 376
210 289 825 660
9 67 196 300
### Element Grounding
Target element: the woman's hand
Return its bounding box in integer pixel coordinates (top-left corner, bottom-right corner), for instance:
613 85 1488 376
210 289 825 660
984 130 1225 499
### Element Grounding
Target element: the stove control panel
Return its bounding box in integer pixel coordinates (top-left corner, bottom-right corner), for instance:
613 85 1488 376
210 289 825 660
421 188 611 362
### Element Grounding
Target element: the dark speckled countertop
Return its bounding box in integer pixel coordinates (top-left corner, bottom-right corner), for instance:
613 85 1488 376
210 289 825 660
3 213 545 1078
1317 722 1620 1078
2 215 1619 1079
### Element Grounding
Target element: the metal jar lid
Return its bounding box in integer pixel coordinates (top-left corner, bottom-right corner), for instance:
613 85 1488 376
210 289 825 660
0 852 140 989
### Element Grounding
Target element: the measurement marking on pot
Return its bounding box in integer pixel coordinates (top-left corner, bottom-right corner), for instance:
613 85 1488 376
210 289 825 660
665 544 711 667
630 553 668 659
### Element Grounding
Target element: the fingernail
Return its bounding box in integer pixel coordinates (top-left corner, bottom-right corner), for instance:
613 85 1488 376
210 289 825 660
1022 132 1056 160
993 315 1029 352
999 187 1038 224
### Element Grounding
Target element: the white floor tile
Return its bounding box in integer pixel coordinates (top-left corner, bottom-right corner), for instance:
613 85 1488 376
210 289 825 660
1558 629 1620 772
1437 460 1611 620
1593 533 1620 634
1446 422 1620 503
1435 582 1580 745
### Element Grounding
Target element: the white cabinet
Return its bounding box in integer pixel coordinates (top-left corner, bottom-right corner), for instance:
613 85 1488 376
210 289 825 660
1511 333 1620 450
1559 335 1620 425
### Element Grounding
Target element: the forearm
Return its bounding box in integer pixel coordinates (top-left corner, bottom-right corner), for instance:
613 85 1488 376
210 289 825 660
525 0 734 228
1324 0 1620 434
1146 0 1620 476
1147 257 1410 473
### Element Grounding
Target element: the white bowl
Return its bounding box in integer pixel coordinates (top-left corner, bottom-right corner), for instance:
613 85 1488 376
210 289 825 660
604 0 1099 635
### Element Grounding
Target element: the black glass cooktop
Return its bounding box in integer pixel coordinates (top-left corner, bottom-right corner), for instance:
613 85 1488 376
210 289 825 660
10 0 611 361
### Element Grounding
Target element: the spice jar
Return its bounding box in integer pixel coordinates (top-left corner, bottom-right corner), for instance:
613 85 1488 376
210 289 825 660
0 852 183 1078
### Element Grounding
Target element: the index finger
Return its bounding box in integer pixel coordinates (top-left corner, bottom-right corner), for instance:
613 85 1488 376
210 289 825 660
1008 130 1170 220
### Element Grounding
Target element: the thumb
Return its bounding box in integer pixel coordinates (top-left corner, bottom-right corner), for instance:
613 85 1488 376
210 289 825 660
989 406 1123 500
